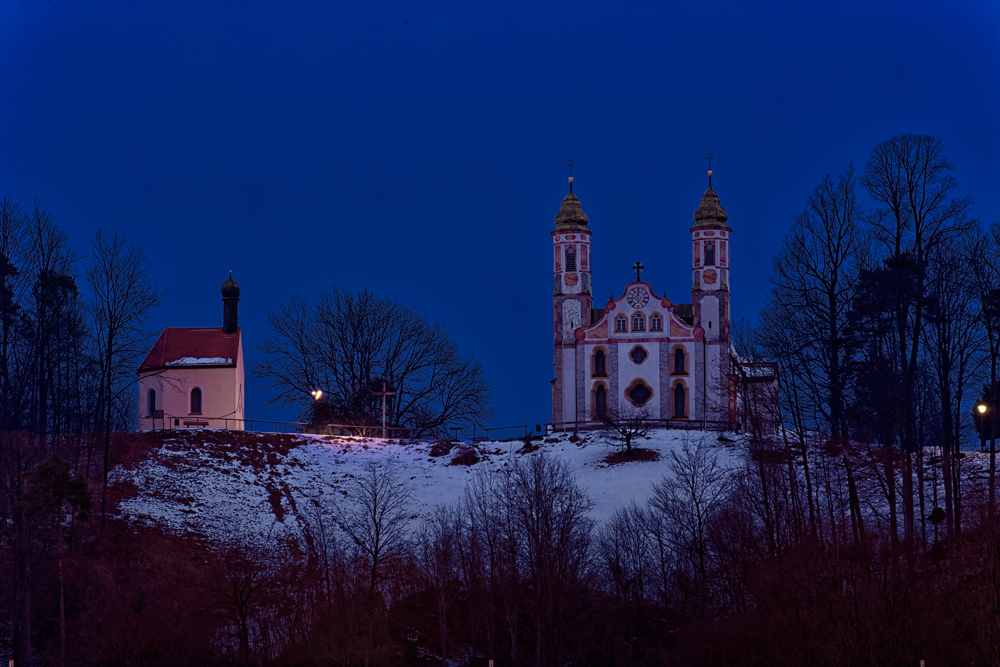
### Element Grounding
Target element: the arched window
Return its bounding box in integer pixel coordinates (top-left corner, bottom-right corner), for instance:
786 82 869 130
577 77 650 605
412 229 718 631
650 314 662 332
615 315 627 333
674 348 685 374
595 384 607 420
190 387 203 415
674 383 686 417
594 348 607 376
632 313 645 332
705 242 715 266
147 388 156 416
566 246 577 271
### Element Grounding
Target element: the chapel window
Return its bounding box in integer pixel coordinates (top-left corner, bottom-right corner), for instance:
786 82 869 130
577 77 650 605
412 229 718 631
190 387 203 415
594 349 607 376
615 315 627 333
705 242 715 266
147 388 156 417
632 313 645 332
595 384 607 420
674 348 685 374
650 314 662 332
674 383 686 417
566 246 577 272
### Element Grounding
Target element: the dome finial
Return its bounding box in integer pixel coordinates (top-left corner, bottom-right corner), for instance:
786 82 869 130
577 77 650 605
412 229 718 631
705 149 716 188
565 155 575 193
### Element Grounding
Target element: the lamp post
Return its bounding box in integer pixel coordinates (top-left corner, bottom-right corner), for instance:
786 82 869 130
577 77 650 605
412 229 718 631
978 404 988 453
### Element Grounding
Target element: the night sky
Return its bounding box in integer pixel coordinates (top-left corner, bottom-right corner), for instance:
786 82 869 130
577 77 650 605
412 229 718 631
3 1 999 430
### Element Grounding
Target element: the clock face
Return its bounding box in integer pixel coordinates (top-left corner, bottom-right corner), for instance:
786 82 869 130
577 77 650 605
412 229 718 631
627 287 649 308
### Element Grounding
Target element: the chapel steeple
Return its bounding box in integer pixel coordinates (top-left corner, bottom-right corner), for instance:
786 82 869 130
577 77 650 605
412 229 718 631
222 271 240 334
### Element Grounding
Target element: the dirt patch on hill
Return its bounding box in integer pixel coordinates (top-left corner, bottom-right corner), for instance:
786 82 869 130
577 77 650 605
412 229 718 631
603 448 661 465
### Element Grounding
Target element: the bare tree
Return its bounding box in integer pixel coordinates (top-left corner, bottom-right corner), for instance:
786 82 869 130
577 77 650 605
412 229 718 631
649 439 731 607
255 288 494 435
602 405 651 455
861 134 974 552
336 461 412 667
86 230 164 529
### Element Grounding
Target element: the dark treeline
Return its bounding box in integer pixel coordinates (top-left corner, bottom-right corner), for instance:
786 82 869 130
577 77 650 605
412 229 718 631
8 434 1000 667
0 198 162 664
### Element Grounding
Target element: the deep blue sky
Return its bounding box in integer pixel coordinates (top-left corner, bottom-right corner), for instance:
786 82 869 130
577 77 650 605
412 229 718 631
3 1 999 430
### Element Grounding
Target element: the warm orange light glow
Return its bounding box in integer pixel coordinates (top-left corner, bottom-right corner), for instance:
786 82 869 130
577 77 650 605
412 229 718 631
311 389 323 401
978 404 988 414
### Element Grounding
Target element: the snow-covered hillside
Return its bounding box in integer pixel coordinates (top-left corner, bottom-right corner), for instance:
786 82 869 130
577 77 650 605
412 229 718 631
111 429 745 543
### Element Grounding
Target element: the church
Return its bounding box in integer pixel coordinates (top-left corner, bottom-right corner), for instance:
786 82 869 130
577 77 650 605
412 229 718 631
551 168 774 430
137 273 246 430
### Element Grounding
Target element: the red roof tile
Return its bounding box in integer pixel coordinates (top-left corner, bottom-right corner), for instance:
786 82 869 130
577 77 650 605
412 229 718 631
137 327 241 373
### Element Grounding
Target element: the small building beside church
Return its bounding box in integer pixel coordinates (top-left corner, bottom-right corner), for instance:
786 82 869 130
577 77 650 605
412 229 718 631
137 273 245 430
551 169 775 430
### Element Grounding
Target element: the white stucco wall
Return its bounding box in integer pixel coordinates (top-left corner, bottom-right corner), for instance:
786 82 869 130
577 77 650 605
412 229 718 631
138 341 245 431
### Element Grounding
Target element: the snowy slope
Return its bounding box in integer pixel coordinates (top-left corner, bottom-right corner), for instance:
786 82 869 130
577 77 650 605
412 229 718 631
111 429 745 543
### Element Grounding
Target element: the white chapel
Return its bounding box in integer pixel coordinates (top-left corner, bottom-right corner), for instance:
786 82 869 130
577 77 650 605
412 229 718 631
137 273 245 430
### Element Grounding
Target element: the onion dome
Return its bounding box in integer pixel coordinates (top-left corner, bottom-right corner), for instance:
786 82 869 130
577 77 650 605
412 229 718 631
692 187 730 229
221 271 240 299
554 179 589 229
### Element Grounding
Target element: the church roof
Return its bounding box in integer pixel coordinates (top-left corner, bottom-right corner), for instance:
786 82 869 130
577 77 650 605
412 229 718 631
692 187 731 229
138 327 241 373
554 190 589 229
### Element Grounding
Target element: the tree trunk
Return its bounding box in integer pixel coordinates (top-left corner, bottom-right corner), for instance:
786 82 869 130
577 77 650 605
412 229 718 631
884 444 897 548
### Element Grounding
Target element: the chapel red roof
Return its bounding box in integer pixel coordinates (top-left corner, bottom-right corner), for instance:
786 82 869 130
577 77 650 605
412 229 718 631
137 327 241 373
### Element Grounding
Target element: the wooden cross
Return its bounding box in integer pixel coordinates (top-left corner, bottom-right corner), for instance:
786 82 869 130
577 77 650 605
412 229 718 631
633 261 644 281
372 381 396 439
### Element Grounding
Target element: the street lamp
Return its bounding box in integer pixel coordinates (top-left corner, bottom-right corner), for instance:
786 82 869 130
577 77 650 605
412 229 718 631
978 403 988 453
311 389 323 401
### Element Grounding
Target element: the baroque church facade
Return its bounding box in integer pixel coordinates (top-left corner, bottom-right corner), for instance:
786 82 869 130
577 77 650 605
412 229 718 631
551 172 742 429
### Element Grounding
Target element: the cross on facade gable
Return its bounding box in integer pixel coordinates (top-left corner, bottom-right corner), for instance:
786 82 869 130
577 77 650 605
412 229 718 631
633 261 644 281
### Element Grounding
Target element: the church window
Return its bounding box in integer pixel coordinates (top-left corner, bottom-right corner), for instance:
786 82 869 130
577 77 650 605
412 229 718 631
190 387 203 415
615 315 627 333
629 345 648 365
147 388 156 416
625 379 653 407
650 313 662 332
632 313 645 332
566 246 577 272
674 348 685 374
595 384 607 420
674 383 686 417
593 348 607 377
705 242 715 266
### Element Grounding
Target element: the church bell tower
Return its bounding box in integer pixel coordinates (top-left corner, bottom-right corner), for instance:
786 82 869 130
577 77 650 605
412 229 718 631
551 172 592 426
690 160 733 420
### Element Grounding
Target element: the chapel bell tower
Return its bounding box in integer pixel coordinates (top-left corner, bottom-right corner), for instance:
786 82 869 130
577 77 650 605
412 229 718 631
222 271 240 334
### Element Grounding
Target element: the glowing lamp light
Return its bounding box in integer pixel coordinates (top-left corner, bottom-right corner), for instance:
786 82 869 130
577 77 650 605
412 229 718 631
979 404 988 414
311 389 323 401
